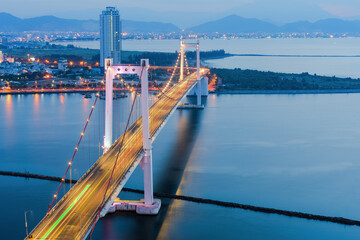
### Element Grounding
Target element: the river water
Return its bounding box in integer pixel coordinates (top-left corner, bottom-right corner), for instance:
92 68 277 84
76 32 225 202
56 38 360 78
1 93 360 239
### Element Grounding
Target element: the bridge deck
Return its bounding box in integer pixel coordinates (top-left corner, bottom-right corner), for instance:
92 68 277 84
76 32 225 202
27 70 208 240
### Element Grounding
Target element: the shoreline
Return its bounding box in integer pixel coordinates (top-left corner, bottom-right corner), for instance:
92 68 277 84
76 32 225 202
0 89 101 95
0 88 160 96
230 54 360 58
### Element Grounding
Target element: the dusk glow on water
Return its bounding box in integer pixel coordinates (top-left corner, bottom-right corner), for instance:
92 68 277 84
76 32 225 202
2 93 360 239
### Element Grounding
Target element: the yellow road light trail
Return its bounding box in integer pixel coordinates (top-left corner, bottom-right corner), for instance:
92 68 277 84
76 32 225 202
41 184 91 239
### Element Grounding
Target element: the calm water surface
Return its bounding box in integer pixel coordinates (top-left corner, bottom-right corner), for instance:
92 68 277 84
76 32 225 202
57 38 360 78
1 93 360 239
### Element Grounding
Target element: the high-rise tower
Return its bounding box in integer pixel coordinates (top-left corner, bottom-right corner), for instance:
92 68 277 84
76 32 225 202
100 7 122 68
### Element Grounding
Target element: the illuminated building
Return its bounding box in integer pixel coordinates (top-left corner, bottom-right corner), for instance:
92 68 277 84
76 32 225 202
58 58 68 71
100 7 122 68
6 57 14 63
1 37 8 45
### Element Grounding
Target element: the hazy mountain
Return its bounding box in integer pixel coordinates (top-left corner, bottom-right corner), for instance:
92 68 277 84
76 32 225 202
0 13 98 32
0 13 23 31
44 3 341 29
0 13 179 33
118 7 218 29
281 18 360 33
123 20 179 33
188 15 360 34
188 15 278 33
2 12 360 34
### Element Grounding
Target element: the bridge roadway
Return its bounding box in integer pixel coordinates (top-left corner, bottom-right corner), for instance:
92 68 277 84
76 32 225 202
27 69 209 240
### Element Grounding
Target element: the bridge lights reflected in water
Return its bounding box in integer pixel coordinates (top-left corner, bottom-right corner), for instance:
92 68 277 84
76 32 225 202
130 91 136 101
5 94 13 127
33 94 40 114
5 94 12 109
59 94 64 104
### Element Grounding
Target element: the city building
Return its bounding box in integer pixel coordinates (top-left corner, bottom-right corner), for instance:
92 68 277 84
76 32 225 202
58 58 68 71
0 51 3 63
6 57 14 63
1 37 8 45
100 7 122 68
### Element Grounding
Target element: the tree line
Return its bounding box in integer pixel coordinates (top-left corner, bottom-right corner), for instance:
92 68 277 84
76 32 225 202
212 68 360 91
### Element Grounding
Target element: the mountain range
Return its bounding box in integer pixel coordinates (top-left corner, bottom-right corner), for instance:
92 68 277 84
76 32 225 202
2 12 360 34
189 15 360 34
0 13 179 33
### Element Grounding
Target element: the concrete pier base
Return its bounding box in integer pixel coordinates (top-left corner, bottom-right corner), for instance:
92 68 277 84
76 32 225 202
107 198 161 215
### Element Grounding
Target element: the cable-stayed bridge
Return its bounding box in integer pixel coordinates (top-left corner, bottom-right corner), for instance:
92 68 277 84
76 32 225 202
26 40 209 240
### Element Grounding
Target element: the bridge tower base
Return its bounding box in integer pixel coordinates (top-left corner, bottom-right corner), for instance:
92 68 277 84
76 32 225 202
107 198 161 215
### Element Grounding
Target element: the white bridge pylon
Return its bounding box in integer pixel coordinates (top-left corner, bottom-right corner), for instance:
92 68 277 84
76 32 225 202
180 39 202 106
103 58 161 215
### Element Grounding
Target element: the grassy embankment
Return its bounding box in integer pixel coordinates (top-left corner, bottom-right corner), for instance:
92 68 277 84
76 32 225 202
212 68 360 92
3 48 140 61
3 48 228 65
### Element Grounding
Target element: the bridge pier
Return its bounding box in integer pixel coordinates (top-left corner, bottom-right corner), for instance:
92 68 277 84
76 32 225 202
139 59 161 214
196 40 201 106
104 58 114 153
180 40 185 81
141 59 153 205
107 198 161 215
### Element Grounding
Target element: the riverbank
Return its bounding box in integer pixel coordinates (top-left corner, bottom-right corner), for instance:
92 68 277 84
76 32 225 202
231 54 360 58
0 88 99 95
0 88 160 95
212 68 360 93
3 46 230 64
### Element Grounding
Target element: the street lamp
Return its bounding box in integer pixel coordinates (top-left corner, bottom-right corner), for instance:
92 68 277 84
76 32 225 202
24 210 32 237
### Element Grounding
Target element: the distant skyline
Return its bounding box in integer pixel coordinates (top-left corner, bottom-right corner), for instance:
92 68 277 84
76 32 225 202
3 0 360 28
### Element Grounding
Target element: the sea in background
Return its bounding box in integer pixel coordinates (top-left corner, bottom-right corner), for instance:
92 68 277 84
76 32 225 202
2 93 360 239
56 38 360 78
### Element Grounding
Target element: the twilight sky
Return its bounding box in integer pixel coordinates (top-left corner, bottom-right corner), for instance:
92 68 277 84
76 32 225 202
3 0 360 27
